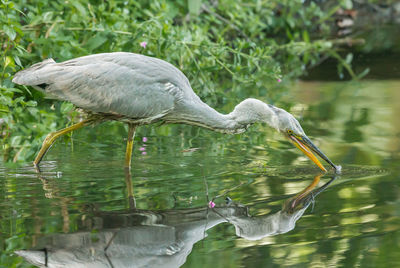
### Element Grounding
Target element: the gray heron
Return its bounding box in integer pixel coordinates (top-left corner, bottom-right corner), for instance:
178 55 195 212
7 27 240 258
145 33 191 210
13 52 338 172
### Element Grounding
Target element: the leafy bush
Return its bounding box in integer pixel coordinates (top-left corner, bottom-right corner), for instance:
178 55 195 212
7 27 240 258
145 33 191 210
1 0 355 163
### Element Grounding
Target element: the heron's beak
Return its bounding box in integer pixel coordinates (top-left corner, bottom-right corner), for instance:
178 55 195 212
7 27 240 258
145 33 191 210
288 134 336 172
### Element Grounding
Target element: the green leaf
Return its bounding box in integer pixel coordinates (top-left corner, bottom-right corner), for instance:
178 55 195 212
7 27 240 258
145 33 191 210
84 33 108 51
188 0 201 15
302 30 310 43
71 0 87 17
10 136 22 147
13 55 22 67
356 68 370 80
3 25 16 40
0 106 10 113
26 100 37 107
4 87 22 93
345 53 353 64
4 56 14 68
60 102 74 114
341 0 353 10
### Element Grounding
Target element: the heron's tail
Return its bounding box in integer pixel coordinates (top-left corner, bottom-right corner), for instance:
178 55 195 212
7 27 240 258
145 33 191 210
12 58 57 87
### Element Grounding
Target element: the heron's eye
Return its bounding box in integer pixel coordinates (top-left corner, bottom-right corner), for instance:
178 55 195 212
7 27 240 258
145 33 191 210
287 129 293 135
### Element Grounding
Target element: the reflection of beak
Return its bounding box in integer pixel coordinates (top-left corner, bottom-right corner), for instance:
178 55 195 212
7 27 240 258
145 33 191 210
284 173 322 212
289 135 337 172
284 173 339 213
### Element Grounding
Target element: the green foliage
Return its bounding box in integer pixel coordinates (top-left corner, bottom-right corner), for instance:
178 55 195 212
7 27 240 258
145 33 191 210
1 0 355 163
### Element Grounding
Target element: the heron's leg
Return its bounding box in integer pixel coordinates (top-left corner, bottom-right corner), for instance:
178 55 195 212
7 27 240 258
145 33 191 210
124 123 137 170
124 168 136 209
34 119 92 167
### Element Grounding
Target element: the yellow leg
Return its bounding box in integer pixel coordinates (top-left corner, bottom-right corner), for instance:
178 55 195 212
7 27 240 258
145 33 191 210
34 120 91 167
124 124 137 209
124 123 137 170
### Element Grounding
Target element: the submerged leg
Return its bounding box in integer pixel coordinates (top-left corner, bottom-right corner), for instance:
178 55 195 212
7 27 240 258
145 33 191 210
34 119 92 167
124 167 136 209
124 123 137 170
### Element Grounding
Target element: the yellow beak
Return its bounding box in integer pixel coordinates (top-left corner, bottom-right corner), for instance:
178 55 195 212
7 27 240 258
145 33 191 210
289 135 327 172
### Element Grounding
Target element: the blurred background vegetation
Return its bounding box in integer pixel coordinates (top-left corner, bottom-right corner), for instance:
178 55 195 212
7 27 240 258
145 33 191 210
0 0 373 164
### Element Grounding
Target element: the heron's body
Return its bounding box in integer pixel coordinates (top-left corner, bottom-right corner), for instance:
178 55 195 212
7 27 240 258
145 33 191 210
13 52 247 133
13 52 338 172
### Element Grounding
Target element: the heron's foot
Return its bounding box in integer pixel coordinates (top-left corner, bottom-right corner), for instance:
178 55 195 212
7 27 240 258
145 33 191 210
34 120 93 168
33 132 56 167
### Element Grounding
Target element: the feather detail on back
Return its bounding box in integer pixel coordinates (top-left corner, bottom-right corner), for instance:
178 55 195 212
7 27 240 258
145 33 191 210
11 53 194 121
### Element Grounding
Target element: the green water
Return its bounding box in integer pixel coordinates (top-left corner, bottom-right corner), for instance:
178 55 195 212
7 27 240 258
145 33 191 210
1 80 399 267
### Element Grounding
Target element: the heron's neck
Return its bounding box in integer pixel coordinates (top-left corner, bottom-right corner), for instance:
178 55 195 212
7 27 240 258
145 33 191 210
167 102 243 133
167 98 278 133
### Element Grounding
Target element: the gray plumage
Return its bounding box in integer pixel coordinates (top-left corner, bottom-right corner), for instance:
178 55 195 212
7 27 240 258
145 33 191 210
12 52 304 135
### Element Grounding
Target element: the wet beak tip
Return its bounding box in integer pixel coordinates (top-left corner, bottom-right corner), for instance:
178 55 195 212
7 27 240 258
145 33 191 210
334 165 342 174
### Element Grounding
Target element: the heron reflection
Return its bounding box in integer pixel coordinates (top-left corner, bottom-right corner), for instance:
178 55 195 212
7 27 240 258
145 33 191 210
17 174 337 267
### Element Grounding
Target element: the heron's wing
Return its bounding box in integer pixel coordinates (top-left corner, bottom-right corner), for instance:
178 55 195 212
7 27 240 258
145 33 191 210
13 53 193 120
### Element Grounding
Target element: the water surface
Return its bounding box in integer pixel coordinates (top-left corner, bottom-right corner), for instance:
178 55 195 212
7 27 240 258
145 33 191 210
1 80 399 267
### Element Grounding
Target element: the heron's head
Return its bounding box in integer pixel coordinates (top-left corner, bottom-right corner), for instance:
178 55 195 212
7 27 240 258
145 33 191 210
273 107 337 172
232 99 338 172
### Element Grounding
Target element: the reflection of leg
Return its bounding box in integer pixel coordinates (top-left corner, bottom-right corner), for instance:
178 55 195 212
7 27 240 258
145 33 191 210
105 231 118 268
34 119 92 167
125 167 136 209
124 123 137 170
61 200 70 233
36 172 72 233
